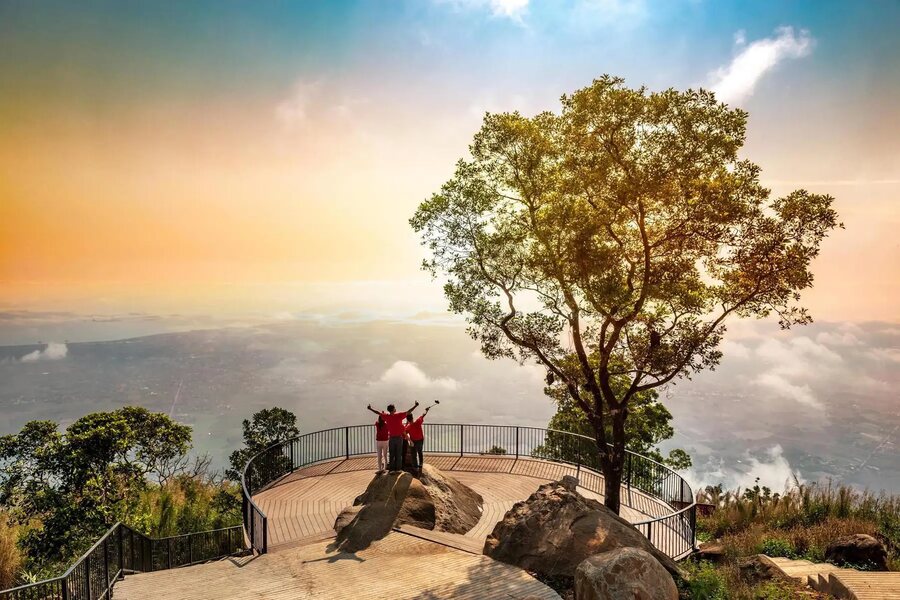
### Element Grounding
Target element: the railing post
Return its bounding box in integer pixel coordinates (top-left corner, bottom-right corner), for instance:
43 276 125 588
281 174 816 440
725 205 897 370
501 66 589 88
103 538 110 594
61 575 69 600
84 552 91 599
646 521 652 545
690 504 698 551
188 534 194 565
167 537 173 570
459 424 464 457
626 452 632 491
118 525 124 579
345 426 350 459
515 427 519 459
249 503 255 553
262 516 268 554
290 439 295 471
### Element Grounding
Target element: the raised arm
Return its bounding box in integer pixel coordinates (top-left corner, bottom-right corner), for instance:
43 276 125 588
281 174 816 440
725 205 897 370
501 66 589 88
366 404 381 416
404 400 419 414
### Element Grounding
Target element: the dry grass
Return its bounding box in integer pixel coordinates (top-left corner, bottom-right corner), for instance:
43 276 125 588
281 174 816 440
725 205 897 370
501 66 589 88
0 512 23 589
683 480 900 598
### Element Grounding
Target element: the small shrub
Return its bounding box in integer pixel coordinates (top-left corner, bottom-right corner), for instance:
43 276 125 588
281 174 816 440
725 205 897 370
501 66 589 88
486 445 507 455
757 537 795 558
682 561 728 600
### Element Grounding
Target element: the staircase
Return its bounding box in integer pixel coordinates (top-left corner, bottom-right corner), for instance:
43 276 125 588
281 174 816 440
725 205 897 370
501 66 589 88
765 555 900 599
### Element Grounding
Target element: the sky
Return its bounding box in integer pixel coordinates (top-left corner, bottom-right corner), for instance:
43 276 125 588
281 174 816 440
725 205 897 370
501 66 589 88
0 0 898 321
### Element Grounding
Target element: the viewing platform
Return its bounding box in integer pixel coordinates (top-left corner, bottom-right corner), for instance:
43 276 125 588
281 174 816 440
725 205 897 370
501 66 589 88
3 424 697 600
241 423 698 561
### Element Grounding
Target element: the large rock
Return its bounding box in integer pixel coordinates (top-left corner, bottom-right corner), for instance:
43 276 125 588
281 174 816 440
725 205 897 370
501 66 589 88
825 534 888 570
483 478 681 579
575 548 678 600
332 464 483 552
738 555 789 585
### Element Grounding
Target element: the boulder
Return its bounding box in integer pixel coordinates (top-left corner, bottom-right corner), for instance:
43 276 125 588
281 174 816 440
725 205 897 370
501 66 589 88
825 534 887 570
696 541 727 563
738 555 789 585
483 479 681 579
575 548 678 600
332 464 483 552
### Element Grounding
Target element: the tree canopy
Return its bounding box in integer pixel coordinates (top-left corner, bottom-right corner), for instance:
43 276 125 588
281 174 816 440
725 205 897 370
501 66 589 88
0 407 193 570
227 407 299 481
411 75 840 512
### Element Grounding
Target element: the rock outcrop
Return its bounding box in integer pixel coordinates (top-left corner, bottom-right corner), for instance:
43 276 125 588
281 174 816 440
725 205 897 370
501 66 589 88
825 533 888 570
332 464 483 552
575 547 678 600
483 477 681 579
738 554 790 585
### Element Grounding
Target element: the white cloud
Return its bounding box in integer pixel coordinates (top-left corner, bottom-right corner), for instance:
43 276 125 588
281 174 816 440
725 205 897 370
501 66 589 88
721 339 750 359
577 0 645 20
20 342 68 362
751 336 843 408
709 26 814 105
437 0 529 22
755 372 821 408
688 445 802 493
275 80 322 129
378 360 459 390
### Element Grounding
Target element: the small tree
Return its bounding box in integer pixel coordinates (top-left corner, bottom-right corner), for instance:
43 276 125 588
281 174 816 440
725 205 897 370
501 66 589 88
227 407 299 482
411 76 840 514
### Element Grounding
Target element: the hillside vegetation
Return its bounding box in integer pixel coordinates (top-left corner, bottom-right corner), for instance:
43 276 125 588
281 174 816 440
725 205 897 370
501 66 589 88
683 479 900 599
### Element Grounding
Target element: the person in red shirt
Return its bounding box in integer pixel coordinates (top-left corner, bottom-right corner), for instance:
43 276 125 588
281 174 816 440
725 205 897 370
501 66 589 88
404 406 430 473
367 401 418 471
374 416 389 473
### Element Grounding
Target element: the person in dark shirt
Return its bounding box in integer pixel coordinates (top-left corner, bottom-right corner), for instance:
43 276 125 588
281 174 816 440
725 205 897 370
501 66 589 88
367 401 418 471
404 407 429 474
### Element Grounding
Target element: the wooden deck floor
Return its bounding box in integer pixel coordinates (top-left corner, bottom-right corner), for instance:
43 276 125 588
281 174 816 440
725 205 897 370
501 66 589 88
116 531 560 600
254 454 673 551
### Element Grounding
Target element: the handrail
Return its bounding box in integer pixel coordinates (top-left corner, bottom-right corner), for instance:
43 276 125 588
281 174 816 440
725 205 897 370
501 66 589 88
240 423 697 559
0 522 246 599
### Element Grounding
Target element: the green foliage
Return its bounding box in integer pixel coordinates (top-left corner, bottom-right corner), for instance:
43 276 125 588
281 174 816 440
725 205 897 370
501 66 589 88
227 407 299 481
756 537 795 559
486 445 507 455
543 381 691 470
681 561 728 600
130 475 241 539
0 408 192 574
411 75 839 511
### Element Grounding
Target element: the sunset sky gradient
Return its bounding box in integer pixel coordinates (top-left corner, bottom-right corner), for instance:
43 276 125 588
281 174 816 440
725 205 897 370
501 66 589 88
1 0 898 321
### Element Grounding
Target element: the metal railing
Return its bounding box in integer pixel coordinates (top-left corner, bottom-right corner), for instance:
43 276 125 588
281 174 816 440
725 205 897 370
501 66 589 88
0 523 246 600
241 423 696 559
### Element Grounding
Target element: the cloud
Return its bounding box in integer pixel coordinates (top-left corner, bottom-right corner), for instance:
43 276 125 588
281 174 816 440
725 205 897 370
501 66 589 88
755 372 821 408
709 26 814 105
688 445 802 493
275 80 322 129
20 342 68 362
378 360 459 390
437 0 529 22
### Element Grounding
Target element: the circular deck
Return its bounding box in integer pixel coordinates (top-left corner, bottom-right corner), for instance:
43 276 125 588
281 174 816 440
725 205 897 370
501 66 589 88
253 453 674 552
242 424 697 561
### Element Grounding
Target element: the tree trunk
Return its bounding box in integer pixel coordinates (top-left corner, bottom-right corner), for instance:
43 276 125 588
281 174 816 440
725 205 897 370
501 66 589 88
600 448 624 514
599 410 628 515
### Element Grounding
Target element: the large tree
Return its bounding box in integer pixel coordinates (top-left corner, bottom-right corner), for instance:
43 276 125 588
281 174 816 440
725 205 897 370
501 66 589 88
411 76 840 514
0 408 192 569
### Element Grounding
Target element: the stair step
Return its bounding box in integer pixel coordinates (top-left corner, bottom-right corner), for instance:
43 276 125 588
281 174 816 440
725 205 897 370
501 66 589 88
762 555 900 599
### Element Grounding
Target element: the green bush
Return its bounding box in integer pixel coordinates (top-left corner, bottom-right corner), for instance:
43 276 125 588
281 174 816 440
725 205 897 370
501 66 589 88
756 537 795 558
682 562 728 600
